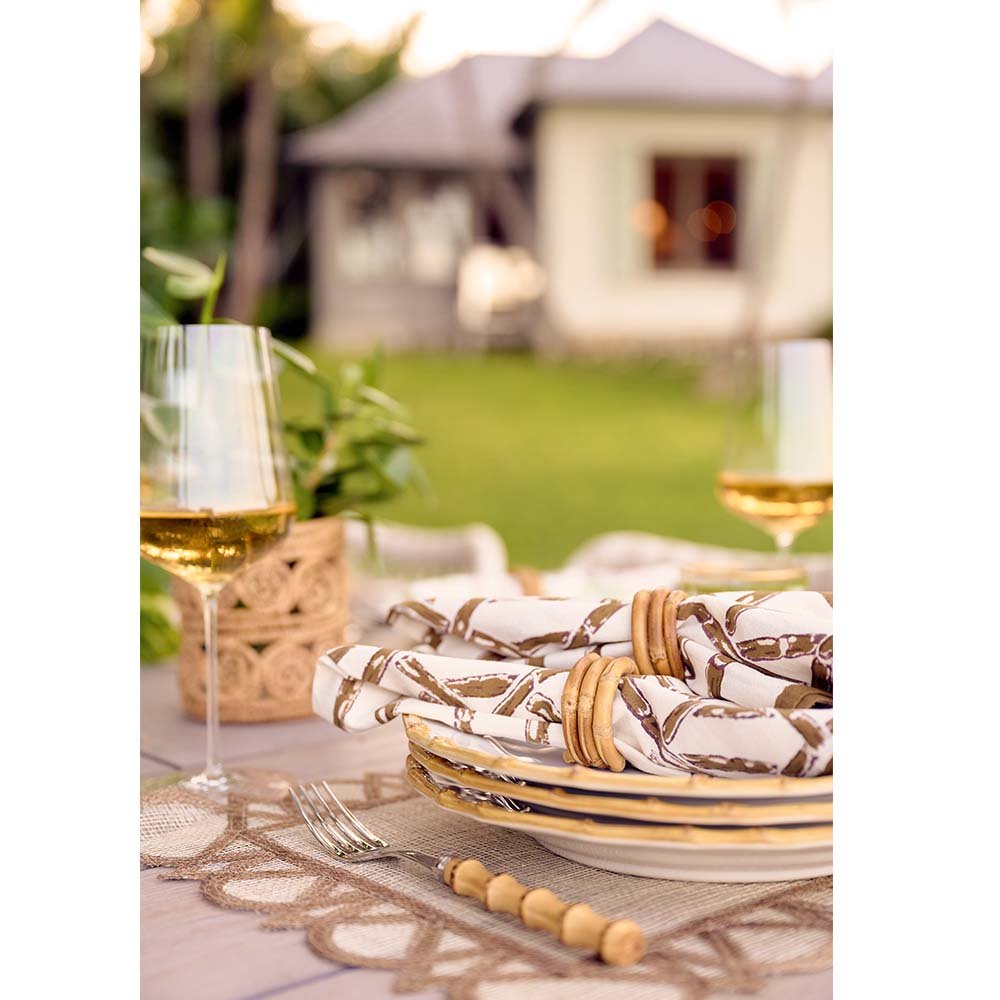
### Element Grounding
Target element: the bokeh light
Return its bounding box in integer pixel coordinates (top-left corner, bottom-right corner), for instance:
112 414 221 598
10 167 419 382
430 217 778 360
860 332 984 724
706 200 737 234
686 201 737 243
630 199 669 238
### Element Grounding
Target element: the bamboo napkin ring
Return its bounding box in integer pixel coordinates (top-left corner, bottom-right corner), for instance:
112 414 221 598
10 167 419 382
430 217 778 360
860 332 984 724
561 652 600 765
662 590 687 678
511 565 544 596
562 654 639 771
646 587 671 673
593 657 639 772
632 588 688 679
630 590 653 673
443 858 646 965
577 655 611 767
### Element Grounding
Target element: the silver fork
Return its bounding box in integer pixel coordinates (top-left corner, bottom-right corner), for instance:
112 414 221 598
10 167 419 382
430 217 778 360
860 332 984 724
291 781 444 874
289 780 645 966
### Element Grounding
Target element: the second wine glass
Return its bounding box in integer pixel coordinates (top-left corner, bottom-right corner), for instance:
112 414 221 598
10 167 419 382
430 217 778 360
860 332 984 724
716 338 833 558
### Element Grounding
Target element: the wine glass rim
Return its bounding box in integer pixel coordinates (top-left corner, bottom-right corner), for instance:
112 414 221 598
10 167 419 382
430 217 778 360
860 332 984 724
760 337 830 351
143 323 271 335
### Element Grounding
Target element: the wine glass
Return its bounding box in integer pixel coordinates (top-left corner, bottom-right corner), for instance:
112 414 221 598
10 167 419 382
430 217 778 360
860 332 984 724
716 338 832 559
140 325 295 798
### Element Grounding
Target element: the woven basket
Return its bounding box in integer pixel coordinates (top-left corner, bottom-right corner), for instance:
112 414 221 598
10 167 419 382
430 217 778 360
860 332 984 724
173 517 348 722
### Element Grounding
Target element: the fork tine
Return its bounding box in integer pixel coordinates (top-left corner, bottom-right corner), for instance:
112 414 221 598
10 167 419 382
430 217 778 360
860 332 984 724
320 780 389 849
304 783 371 853
311 783 380 851
290 788 349 858
309 785 370 852
299 785 356 853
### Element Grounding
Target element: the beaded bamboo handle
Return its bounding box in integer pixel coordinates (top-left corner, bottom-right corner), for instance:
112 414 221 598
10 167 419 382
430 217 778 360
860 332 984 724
441 857 646 965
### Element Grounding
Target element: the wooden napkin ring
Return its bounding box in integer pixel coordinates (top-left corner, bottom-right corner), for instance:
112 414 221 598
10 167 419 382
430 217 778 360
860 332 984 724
561 652 600 765
562 652 640 771
512 565 544 596
646 587 670 673
662 590 688 679
631 587 688 679
630 590 654 674
577 656 611 767
593 657 639 772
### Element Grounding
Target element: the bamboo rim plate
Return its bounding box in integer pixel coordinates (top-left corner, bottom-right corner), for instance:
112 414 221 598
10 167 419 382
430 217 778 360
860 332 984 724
407 758 832 847
408 742 833 826
403 716 833 800
407 758 833 882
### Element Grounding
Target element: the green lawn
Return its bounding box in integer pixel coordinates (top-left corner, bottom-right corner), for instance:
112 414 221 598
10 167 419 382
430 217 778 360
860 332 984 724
292 352 832 569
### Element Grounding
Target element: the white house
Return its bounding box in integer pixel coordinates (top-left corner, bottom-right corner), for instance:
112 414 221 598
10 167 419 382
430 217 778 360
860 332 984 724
288 19 831 353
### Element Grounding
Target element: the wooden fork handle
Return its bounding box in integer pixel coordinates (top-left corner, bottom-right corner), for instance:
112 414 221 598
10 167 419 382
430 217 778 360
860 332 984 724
441 857 645 965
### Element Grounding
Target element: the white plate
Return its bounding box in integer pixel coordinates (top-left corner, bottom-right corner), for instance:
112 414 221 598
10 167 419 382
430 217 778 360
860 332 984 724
407 757 833 883
533 833 832 881
404 715 833 801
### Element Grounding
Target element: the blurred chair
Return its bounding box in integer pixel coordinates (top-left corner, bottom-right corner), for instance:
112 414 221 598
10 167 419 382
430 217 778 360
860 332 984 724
455 244 546 350
343 518 508 578
343 519 510 643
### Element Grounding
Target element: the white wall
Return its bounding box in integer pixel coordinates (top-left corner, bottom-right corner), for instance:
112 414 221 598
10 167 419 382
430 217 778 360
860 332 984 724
535 105 832 345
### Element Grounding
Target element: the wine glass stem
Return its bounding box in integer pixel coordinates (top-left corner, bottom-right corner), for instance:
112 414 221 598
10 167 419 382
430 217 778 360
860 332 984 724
774 531 795 560
202 589 223 782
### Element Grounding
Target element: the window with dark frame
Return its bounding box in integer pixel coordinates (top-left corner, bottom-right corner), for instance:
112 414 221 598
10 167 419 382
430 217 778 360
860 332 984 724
639 157 740 269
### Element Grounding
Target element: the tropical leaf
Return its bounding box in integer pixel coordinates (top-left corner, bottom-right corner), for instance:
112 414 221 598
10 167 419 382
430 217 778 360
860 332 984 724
357 383 409 416
272 338 319 376
199 252 227 323
143 246 216 282
165 272 216 299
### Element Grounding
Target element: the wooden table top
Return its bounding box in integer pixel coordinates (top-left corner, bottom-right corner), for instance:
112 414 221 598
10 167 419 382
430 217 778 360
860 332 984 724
141 663 831 1000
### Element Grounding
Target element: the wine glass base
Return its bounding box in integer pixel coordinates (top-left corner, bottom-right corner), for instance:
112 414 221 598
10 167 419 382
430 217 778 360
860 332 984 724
178 766 293 802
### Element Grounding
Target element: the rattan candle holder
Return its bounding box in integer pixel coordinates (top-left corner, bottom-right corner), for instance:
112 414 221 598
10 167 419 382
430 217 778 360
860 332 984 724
173 517 348 723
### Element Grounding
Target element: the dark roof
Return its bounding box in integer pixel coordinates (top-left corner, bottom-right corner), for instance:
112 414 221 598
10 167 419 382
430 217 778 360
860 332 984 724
289 19 831 170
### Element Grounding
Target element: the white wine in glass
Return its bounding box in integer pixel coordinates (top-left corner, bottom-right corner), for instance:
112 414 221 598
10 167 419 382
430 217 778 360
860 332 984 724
140 324 295 798
139 505 296 589
716 339 832 557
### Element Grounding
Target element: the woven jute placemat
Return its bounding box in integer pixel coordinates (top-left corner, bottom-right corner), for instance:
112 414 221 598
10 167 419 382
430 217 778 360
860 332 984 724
140 774 831 1000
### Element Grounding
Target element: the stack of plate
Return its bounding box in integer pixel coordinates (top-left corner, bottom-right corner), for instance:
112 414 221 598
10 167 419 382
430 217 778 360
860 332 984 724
403 715 832 882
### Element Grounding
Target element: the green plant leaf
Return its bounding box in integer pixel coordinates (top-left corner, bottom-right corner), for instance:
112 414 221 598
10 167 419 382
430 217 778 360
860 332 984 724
263 346 427 521
143 246 216 282
199 252 227 324
166 272 216 300
140 593 180 662
357 384 409 416
378 447 409 488
361 346 385 388
292 477 316 520
272 338 318 376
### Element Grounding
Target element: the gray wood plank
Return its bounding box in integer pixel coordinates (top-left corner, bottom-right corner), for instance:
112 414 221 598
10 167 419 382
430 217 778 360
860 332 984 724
265 968 830 999
255 969 440 999
717 971 831 1000
227 722 410 783
141 753 180 778
141 870 346 1000
141 663 336 768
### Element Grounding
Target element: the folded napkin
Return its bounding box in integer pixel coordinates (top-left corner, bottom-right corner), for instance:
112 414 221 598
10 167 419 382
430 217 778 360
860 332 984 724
313 590 833 779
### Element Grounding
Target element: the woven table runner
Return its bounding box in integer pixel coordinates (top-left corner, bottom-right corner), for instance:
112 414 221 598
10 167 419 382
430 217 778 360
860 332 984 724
140 774 831 1000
